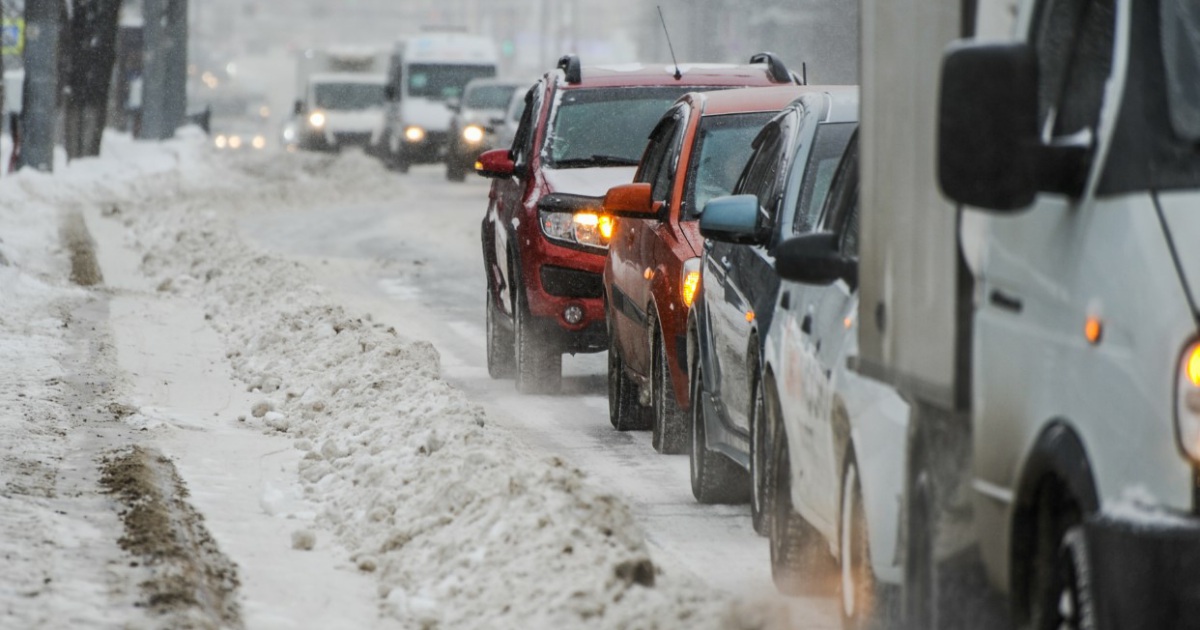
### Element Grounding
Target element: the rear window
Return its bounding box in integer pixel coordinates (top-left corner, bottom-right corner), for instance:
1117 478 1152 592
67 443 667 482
544 86 717 169
464 85 518 109
684 111 775 220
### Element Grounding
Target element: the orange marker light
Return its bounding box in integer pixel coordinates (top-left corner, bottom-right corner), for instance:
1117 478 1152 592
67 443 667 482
598 215 614 241
745 311 755 323
681 271 701 307
844 317 853 330
1187 344 1200 387
1084 316 1103 345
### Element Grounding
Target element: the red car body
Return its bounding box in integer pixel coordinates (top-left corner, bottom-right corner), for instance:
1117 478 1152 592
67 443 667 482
603 86 813 451
478 55 802 394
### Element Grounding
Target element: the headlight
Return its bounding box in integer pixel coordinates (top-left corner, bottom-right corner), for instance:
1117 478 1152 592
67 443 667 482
404 126 426 142
462 125 484 143
1177 341 1200 462
229 135 243 149
282 127 297 142
308 111 326 128
252 135 266 150
214 134 228 149
681 257 701 307
539 210 613 249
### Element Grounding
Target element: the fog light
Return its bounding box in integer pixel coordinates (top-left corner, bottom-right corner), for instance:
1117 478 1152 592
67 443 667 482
563 305 584 325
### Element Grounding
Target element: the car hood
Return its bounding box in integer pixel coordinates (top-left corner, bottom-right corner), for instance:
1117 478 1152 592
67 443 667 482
542 166 637 197
1157 190 1200 315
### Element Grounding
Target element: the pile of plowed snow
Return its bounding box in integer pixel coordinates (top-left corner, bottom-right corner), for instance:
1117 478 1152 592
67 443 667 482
50 132 784 629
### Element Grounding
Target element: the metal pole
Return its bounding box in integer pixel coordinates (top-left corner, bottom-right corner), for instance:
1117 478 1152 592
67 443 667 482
20 0 57 171
140 0 166 139
162 0 186 134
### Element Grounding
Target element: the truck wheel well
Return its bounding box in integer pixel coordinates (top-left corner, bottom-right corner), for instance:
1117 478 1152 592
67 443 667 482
1009 421 1098 626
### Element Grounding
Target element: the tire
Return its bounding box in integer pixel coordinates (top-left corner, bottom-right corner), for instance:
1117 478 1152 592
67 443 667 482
689 363 749 504
608 330 650 431
768 400 827 594
651 327 688 454
512 260 561 395
1033 526 1096 630
749 365 771 535
485 289 515 379
840 454 879 630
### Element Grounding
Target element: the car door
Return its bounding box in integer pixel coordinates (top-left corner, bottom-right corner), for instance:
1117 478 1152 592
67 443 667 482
490 83 543 317
707 118 788 434
613 108 685 375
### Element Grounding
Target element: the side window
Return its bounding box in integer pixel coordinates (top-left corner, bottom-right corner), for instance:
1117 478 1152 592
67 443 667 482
736 123 785 216
839 198 860 258
636 108 686 202
510 84 542 168
1031 0 1116 141
819 132 860 256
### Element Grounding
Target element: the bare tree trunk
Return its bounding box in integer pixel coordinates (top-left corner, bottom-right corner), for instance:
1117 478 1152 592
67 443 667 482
63 0 121 159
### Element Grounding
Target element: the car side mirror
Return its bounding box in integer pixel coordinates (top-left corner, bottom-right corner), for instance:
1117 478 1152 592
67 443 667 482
293 99 305 116
938 42 1039 211
774 232 856 288
604 183 660 219
475 148 515 179
384 84 397 101
699 195 762 245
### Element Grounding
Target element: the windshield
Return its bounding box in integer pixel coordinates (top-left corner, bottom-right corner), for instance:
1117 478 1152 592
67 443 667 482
684 112 776 220
465 85 517 109
407 64 497 101
1160 0 1200 141
545 87 708 169
313 82 385 110
787 122 856 234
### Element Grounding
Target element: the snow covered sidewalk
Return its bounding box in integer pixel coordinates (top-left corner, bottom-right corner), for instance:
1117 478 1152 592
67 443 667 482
0 132 792 628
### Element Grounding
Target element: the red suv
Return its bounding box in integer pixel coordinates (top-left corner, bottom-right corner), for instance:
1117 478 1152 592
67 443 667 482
602 86 813 452
477 54 803 394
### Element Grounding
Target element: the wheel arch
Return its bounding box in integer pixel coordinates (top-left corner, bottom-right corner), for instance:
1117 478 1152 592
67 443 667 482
1009 420 1100 625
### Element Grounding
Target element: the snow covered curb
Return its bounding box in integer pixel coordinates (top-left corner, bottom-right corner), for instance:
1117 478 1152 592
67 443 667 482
59 135 781 628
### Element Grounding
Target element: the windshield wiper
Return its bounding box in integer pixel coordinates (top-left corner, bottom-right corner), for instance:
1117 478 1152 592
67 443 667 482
554 154 640 168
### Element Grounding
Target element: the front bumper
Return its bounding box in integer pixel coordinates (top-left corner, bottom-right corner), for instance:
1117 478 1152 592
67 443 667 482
519 231 608 354
1085 512 1200 629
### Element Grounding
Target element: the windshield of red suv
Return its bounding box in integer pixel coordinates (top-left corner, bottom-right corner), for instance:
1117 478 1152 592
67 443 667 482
544 87 706 168
684 111 776 220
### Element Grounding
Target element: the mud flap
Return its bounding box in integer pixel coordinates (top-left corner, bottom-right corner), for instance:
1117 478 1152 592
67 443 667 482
1085 514 1200 630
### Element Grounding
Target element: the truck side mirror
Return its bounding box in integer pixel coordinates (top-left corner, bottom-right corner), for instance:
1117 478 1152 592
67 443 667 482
938 42 1039 212
699 195 763 245
774 232 856 288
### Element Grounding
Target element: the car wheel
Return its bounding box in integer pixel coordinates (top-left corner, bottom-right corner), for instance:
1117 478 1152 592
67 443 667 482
1033 525 1096 630
689 363 749 504
768 396 827 595
512 262 561 395
840 454 879 630
651 327 688 454
750 365 771 535
485 288 515 379
608 328 649 431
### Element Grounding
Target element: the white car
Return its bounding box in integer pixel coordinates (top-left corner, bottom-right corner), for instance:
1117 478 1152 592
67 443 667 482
761 131 906 629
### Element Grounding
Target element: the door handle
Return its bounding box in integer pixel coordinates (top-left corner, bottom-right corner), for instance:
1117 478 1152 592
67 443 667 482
801 314 813 334
989 289 1023 313
720 256 733 270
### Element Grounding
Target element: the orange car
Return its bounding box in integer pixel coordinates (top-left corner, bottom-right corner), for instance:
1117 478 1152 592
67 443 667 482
603 85 815 452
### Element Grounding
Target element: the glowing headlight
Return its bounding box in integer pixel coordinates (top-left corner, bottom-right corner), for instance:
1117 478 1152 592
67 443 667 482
1177 342 1200 462
214 134 228 149
229 135 243 149
282 127 297 142
539 210 613 249
681 257 701 307
404 126 426 142
252 135 266 150
308 111 326 128
462 125 485 144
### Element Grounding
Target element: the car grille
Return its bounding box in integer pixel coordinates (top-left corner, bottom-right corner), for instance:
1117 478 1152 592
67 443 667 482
540 265 604 299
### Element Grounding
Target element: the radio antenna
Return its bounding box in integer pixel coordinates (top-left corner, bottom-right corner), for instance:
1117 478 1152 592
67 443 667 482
657 6 683 80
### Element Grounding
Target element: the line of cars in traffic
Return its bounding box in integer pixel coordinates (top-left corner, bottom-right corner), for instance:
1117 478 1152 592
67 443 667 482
475 2 1200 629
472 53 900 628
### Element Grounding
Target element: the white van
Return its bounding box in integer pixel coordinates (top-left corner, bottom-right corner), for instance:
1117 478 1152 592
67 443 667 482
372 32 498 172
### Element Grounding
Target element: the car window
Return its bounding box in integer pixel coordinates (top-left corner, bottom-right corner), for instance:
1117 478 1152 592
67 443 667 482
464 85 517 109
314 82 385 110
510 84 541 169
684 111 775 221
787 122 855 234
818 131 860 241
735 120 786 219
1031 0 1115 142
636 108 686 203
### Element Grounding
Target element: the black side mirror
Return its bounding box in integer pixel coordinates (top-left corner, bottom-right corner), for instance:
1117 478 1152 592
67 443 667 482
293 99 305 116
938 42 1039 211
774 232 856 288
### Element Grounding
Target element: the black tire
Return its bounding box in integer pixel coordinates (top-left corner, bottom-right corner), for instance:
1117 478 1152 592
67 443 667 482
689 364 749 504
608 330 649 430
485 289 515 379
651 327 688 454
768 401 828 594
1033 526 1096 630
749 365 771 535
512 260 561 395
840 454 879 630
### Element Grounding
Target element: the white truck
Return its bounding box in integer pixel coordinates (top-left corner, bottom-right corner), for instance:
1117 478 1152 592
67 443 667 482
372 32 499 171
860 0 1200 628
291 47 389 152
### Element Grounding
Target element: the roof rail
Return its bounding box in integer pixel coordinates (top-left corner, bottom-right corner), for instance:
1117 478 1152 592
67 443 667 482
749 52 799 84
557 54 582 84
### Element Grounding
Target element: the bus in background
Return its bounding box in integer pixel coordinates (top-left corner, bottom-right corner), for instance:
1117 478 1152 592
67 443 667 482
372 32 498 172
